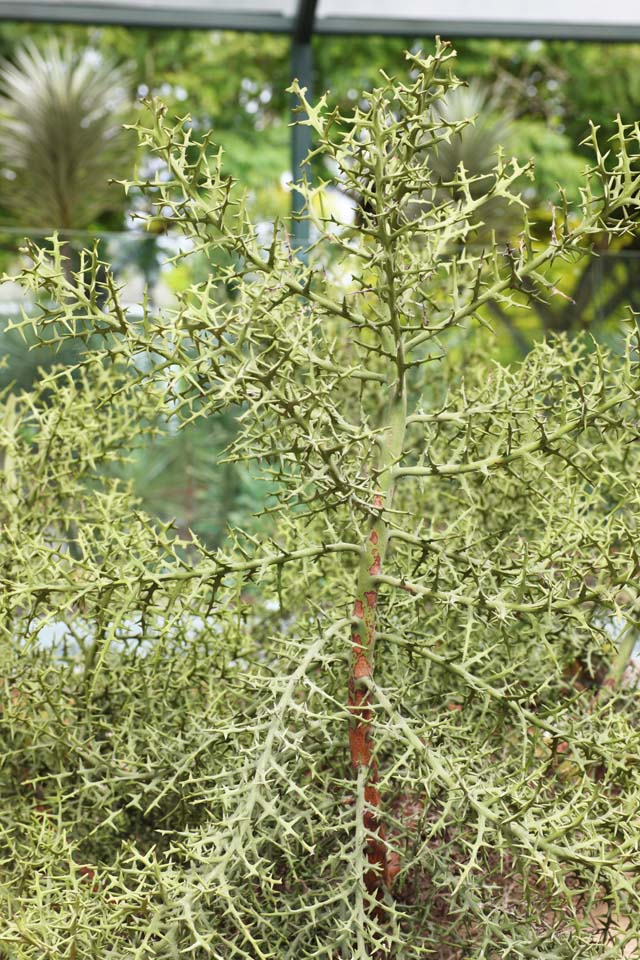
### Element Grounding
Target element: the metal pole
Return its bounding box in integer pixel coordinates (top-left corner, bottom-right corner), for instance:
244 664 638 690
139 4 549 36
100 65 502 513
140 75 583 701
290 0 318 256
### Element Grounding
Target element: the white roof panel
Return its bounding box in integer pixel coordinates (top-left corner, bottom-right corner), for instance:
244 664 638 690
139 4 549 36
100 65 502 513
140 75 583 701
0 0 639 38
317 0 640 38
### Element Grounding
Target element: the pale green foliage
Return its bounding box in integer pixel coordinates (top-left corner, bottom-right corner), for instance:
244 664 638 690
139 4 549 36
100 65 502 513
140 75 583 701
2 41 640 958
0 40 132 229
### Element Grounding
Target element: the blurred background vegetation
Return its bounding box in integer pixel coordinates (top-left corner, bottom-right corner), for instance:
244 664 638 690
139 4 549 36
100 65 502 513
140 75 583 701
0 21 638 545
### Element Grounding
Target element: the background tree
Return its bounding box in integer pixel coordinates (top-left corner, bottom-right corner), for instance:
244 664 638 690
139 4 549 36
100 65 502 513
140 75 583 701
0 39 132 234
0 39 134 393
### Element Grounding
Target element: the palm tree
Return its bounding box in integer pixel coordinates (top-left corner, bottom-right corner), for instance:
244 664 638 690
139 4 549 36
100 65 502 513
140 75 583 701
0 40 132 232
0 41 133 393
429 81 512 188
425 80 518 241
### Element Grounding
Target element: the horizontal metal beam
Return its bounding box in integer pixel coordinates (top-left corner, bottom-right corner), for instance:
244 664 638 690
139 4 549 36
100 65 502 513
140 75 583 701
0 2 638 42
0 2 294 31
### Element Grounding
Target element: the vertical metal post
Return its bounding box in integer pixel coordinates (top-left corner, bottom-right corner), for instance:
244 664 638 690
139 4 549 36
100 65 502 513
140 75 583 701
290 0 318 256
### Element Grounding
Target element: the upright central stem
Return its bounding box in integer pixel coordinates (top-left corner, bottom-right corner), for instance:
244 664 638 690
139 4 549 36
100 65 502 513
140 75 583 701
348 385 406 897
347 105 407 900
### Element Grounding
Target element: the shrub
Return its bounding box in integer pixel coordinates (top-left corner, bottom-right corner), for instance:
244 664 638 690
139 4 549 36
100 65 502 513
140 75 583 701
2 40 640 958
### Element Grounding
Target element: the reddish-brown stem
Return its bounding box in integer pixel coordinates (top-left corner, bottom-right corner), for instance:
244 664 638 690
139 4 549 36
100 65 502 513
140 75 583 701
347 499 396 896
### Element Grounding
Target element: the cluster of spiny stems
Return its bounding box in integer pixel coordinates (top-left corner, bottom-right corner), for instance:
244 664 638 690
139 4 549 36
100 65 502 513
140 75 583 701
2 40 640 959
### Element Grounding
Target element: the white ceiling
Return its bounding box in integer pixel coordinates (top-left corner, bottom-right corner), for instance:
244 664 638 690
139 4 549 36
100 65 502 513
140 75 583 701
317 0 640 34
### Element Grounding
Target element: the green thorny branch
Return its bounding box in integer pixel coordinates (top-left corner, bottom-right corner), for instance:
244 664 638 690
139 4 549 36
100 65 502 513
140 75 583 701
4 39 640 958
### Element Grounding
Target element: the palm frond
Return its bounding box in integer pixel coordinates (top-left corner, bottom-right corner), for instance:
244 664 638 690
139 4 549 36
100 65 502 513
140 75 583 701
0 40 133 230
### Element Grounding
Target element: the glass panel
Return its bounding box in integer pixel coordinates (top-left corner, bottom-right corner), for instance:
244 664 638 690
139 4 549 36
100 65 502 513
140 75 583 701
316 0 640 33
2 0 639 38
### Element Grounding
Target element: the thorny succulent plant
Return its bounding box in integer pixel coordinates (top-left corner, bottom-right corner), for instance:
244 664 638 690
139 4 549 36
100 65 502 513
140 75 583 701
2 40 640 958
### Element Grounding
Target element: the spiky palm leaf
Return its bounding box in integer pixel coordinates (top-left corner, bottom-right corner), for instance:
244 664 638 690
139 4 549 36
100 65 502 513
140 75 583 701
0 40 132 230
431 81 512 183
427 81 520 238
